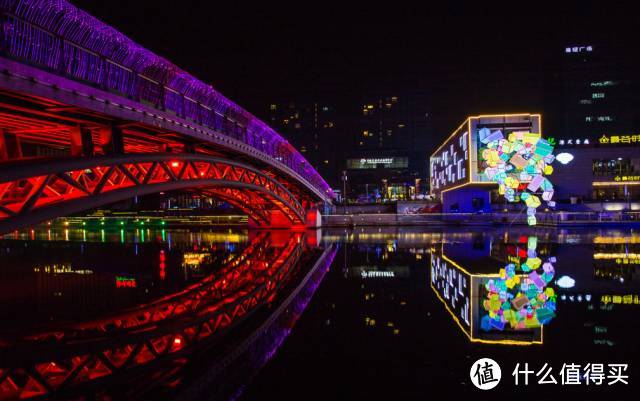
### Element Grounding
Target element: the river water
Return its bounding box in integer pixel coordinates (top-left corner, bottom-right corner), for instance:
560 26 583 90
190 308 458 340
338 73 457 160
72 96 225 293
0 226 638 400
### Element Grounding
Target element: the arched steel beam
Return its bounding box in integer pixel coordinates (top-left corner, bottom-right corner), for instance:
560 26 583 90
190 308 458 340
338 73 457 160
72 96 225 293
0 153 306 233
200 189 271 225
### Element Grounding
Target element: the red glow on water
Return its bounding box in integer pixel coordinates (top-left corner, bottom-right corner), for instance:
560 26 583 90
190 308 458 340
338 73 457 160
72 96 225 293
159 250 166 280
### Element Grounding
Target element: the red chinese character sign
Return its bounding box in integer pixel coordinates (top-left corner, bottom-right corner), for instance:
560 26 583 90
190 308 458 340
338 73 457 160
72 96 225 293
479 129 556 225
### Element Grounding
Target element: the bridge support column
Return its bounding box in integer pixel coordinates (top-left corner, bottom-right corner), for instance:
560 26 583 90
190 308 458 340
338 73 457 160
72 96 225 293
70 126 95 156
0 129 22 160
98 125 124 154
248 207 322 229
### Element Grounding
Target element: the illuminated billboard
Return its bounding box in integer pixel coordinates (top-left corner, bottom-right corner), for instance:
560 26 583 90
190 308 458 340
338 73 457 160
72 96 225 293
346 157 409 170
430 114 541 195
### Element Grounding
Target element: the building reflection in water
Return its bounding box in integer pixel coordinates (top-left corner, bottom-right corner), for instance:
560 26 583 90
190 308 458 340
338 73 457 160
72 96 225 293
430 234 557 345
2 226 640 399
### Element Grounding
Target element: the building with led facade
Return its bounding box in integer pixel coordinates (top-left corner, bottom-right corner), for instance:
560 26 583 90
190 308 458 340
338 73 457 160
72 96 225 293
429 114 541 213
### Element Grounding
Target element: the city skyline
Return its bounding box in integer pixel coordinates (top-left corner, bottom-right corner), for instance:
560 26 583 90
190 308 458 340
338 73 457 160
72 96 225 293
70 1 640 145
1 2 640 401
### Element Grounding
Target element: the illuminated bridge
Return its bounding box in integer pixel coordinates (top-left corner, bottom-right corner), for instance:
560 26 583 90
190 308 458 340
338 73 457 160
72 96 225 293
0 0 333 233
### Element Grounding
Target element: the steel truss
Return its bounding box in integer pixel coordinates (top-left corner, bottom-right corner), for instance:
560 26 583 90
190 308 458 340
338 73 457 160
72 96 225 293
0 153 306 233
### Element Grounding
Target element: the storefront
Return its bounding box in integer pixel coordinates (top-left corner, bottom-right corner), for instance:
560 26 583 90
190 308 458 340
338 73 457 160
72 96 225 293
552 140 640 207
344 153 423 202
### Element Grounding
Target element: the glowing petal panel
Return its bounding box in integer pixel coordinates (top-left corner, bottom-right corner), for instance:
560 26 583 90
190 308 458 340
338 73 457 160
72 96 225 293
479 129 556 225
481 236 557 331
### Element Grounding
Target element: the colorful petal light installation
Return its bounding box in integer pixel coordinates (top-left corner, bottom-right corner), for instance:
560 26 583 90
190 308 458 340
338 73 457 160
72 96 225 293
481 236 557 331
479 128 556 225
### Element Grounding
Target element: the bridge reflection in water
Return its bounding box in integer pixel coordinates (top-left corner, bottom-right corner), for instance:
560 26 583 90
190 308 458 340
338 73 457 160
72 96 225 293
0 229 336 401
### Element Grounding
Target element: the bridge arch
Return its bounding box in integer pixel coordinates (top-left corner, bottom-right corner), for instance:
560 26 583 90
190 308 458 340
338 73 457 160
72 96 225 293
0 153 306 233
0 0 334 204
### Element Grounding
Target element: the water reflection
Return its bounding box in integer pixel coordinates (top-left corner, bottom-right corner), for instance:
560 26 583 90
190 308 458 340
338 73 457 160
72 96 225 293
0 228 334 401
430 234 556 345
1 226 640 400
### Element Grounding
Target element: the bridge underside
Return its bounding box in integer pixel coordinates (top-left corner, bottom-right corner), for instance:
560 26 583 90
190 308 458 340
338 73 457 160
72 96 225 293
0 87 321 232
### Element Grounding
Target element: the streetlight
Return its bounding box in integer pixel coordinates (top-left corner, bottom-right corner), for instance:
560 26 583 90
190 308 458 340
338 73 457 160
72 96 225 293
341 170 348 205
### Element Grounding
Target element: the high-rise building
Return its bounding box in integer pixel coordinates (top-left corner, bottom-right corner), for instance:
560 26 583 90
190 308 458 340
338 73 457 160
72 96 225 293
344 92 431 201
560 42 638 145
266 101 340 186
551 42 640 205
265 91 431 201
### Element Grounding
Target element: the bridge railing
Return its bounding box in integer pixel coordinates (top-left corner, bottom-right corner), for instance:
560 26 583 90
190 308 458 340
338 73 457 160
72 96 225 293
0 0 333 201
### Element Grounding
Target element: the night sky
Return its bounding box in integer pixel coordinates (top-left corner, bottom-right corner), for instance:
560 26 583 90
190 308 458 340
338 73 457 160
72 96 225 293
71 1 639 141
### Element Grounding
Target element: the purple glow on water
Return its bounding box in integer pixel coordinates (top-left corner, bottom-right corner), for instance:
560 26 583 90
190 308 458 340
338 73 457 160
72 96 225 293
227 247 337 401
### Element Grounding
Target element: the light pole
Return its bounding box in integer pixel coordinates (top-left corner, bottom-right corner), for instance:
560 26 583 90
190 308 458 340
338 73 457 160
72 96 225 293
341 170 348 205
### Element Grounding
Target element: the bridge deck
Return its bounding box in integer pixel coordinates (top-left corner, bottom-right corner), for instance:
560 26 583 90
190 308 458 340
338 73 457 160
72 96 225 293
0 0 333 204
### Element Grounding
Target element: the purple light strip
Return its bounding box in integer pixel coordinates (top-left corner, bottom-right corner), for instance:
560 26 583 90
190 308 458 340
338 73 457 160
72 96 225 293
0 0 333 199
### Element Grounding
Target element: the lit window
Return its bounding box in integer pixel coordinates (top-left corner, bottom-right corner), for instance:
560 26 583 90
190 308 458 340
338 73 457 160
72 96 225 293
270 104 277 110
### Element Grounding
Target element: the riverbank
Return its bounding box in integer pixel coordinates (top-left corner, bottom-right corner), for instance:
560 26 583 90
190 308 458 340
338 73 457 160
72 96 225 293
322 211 640 227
